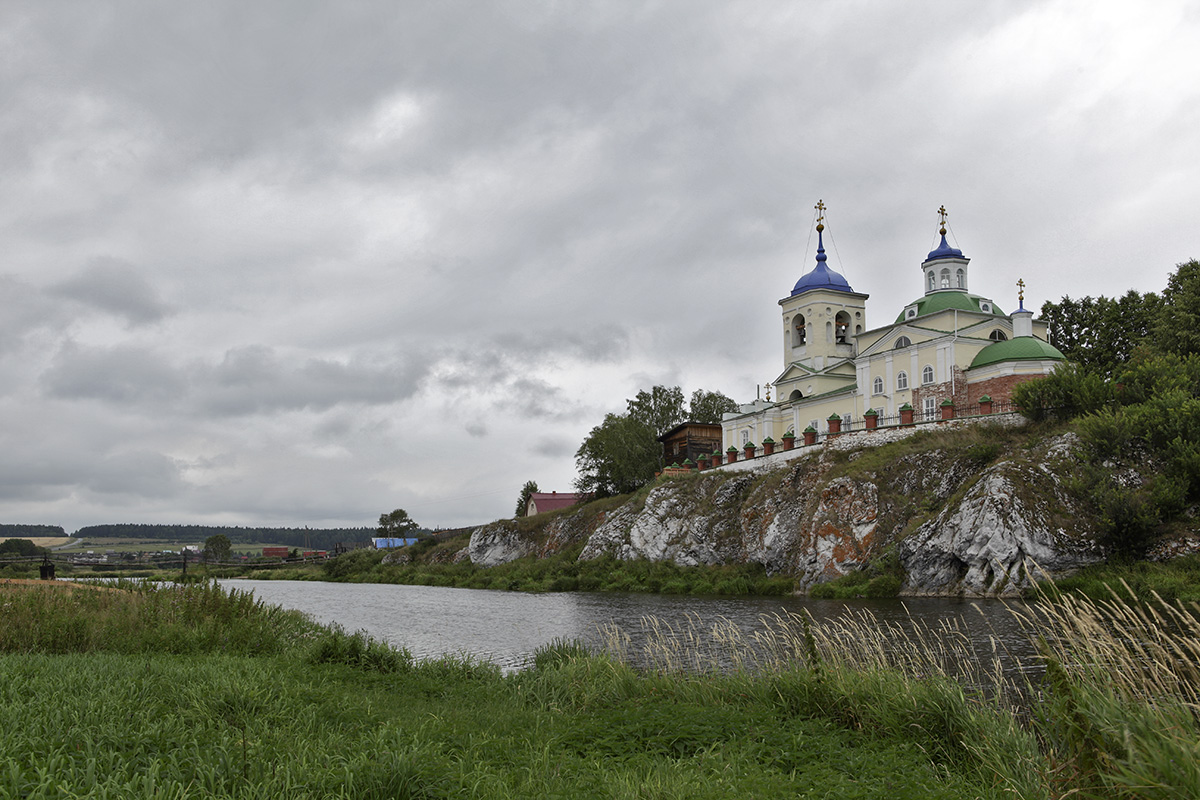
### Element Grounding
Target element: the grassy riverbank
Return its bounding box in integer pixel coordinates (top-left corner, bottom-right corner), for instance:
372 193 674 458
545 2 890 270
3 579 1200 797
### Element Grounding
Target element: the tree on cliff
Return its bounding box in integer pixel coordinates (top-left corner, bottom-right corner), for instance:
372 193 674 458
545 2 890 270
576 385 740 498
574 413 660 497
1040 290 1162 377
514 480 539 517
689 389 739 424
626 385 685 437
1154 258 1200 357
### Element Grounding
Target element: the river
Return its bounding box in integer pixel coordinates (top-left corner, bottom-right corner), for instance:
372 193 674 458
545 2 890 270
221 579 1041 682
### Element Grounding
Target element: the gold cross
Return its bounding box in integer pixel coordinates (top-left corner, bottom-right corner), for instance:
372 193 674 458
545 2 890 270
814 199 825 224
1017 278 1025 303
937 205 948 234
765 382 772 402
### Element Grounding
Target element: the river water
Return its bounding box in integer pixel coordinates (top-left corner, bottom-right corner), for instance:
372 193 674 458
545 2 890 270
221 579 1041 682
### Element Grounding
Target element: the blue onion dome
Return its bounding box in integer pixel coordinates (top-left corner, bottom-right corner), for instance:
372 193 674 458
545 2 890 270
923 221 964 263
791 221 855 296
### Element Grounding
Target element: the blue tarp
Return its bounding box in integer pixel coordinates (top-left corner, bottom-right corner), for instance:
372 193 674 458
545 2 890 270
372 537 419 549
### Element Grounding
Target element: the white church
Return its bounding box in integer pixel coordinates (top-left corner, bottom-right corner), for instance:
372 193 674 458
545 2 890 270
721 204 1066 450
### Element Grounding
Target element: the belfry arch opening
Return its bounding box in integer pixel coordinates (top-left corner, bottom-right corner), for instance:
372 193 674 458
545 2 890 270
792 314 806 346
834 311 851 344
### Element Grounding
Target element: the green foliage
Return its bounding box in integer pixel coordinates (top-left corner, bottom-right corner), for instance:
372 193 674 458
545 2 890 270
626 384 685 437
808 553 904 599
1012 362 1116 421
376 508 419 538
1154 258 1200 357
322 546 385 579
0 538 47 557
574 412 660 497
688 388 738 424
1040 290 1163 376
514 479 538 517
308 627 412 673
72 523 375 551
1030 556 1200 603
0 580 318 656
204 533 232 563
0 524 65 538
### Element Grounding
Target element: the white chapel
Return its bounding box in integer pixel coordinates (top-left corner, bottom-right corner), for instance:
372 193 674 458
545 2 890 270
721 203 1066 450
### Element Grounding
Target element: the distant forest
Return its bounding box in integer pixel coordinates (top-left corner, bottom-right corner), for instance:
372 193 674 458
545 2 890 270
73 524 380 551
0 524 66 538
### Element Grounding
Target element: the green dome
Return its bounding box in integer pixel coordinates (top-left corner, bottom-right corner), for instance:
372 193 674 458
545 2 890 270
895 291 1004 323
969 337 1066 369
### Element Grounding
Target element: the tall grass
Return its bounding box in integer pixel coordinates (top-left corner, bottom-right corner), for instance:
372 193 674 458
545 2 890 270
6 576 1200 797
593 584 1200 799
0 578 318 655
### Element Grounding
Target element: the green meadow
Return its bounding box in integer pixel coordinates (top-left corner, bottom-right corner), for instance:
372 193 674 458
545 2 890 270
2 579 1197 798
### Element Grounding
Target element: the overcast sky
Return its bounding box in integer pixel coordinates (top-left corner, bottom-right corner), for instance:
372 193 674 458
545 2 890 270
1 1 1196 534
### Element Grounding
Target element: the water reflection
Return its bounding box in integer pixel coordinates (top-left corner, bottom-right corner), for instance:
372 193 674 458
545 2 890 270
222 579 1041 681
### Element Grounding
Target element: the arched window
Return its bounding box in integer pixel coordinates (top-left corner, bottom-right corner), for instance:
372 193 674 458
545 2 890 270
927 271 935 291
872 376 884 395
893 335 911 349
834 311 850 344
789 389 803 401
939 268 951 288
897 371 909 390
956 268 965 289
989 329 1008 341
793 314 806 346
922 365 934 385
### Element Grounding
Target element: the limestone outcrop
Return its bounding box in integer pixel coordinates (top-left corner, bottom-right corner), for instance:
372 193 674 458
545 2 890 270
465 427 1107 596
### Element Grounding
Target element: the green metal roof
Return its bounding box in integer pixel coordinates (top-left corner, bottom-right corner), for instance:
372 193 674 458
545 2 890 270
969 337 1066 369
895 291 1005 323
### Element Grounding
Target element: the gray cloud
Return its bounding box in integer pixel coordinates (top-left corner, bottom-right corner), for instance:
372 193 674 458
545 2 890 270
50 258 173 325
0 1 1196 532
42 342 185 405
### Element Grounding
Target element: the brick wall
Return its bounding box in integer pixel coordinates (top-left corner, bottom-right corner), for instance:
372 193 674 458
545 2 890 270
965 373 1044 406
912 366 969 418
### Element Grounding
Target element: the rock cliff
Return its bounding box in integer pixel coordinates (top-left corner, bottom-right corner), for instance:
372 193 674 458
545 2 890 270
465 423 1106 596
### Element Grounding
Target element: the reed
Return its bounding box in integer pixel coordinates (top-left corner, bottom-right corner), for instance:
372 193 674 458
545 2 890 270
595 581 1200 799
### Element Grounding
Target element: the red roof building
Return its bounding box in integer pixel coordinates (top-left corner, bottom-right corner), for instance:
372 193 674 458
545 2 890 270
526 491 586 516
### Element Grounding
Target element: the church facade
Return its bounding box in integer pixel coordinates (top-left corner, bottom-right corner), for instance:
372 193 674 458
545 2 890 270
721 206 1066 450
